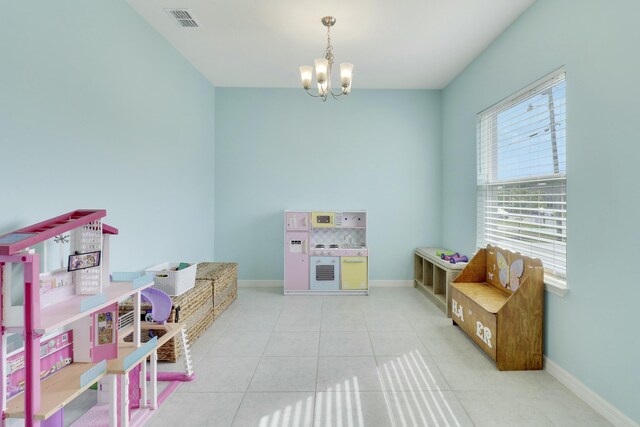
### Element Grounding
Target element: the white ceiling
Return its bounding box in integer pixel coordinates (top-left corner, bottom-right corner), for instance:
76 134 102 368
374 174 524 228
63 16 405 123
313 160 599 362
127 0 535 89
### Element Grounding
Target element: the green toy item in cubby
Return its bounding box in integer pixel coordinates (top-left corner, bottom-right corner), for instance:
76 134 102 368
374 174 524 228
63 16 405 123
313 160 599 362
436 249 457 257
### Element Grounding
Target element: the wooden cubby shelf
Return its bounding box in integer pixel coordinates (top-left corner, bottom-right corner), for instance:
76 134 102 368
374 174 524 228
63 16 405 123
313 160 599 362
414 248 466 316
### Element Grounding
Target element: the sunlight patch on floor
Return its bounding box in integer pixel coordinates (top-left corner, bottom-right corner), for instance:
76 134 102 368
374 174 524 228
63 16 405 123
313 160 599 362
254 350 461 427
378 350 461 427
258 395 313 427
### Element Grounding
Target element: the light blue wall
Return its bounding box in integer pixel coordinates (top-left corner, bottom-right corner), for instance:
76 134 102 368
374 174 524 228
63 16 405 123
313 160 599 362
442 0 640 422
215 88 442 280
0 1 216 270
3 0 636 420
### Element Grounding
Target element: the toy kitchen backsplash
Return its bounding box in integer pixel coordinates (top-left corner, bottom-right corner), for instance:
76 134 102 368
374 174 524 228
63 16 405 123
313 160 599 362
311 228 366 248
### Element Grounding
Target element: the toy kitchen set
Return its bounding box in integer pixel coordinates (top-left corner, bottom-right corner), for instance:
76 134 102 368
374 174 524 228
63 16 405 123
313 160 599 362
284 211 368 295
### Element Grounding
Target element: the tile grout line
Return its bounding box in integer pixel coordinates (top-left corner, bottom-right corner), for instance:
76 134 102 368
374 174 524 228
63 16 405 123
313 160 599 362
451 389 479 427
411 317 458 395
227 291 284 427
311 297 325 426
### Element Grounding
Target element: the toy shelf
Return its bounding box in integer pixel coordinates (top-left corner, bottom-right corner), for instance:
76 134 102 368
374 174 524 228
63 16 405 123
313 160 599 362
5 362 106 420
414 248 466 316
108 323 184 375
434 292 446 305
34 281 153 334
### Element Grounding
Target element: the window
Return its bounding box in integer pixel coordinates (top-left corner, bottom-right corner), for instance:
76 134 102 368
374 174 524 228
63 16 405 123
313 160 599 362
477 71 566 282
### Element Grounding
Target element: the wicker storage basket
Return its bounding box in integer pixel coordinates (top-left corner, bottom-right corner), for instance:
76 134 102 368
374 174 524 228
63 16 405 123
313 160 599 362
119 277 213 362
195 263 238 319
123 323 179 362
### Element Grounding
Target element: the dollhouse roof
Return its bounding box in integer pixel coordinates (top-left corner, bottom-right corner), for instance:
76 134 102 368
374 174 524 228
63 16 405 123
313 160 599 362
0 209 107 255
102 224 119 235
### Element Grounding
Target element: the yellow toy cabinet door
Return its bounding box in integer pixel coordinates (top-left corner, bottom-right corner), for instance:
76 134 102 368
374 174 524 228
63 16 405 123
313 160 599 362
341 257 368 290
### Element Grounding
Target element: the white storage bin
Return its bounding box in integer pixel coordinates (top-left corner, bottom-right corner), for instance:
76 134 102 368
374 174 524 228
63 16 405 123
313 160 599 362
145 262 198 296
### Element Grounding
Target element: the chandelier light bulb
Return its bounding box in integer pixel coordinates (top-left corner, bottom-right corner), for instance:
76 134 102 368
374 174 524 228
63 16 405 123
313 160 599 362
340 63 353 87
314 58 329 84
299 66 313 90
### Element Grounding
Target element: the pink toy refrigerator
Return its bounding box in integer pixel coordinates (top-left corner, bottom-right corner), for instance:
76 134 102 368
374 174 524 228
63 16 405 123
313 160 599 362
284 212 310 291
72 302 118 362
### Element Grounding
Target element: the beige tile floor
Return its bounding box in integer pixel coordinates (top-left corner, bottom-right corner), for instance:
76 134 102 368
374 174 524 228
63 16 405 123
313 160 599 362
144 287 612 427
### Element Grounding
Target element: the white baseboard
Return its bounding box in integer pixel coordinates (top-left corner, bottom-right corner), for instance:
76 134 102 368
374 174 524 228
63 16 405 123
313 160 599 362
544 356 638 427
369 280 413 288
238 280 413 288
238 280 282 288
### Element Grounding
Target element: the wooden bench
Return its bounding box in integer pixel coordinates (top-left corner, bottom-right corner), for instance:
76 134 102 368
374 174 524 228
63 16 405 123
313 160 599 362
449 244 544 370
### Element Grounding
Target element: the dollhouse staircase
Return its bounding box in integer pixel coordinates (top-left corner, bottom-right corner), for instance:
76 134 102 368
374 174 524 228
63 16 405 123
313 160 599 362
179 328 194 377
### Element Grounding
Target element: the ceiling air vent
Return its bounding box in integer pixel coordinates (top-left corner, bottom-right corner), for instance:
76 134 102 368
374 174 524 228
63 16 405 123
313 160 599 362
165 8 199 28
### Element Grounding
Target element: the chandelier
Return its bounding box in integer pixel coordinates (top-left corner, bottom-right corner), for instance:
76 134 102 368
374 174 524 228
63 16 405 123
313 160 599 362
298 16 353 101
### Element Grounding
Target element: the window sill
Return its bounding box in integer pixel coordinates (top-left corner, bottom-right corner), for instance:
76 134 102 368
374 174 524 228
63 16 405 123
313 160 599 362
544 274 568 297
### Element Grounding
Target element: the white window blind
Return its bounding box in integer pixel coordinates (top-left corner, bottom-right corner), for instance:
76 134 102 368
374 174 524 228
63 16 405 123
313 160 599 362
477 71 567 279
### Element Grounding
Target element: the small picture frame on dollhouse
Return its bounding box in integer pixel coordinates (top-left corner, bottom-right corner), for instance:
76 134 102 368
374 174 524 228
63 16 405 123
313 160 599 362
67 250 101 272
96 312 114 345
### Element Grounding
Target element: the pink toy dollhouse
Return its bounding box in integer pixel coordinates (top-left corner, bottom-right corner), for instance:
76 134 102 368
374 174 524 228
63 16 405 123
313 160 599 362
0 210 194 427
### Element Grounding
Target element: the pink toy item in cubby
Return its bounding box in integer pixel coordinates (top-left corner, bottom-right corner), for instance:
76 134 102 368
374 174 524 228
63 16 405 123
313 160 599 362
440 252 460 261
449 255 469 264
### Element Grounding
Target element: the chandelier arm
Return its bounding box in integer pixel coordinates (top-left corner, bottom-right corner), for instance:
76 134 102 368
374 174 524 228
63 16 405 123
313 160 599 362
308 88 330 100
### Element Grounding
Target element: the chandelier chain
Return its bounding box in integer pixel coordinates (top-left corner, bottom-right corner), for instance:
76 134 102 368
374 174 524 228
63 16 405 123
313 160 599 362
324 24 334 62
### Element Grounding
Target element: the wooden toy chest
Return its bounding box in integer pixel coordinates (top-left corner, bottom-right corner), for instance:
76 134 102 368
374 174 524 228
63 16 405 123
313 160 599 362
449 244 544 371
195 262 238 319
